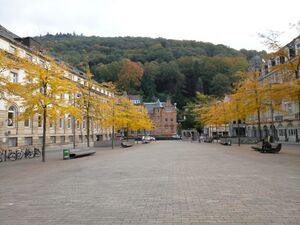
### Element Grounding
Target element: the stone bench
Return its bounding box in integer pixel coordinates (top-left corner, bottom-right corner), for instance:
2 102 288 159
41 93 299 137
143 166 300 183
251 142 282 153
69 148 96 158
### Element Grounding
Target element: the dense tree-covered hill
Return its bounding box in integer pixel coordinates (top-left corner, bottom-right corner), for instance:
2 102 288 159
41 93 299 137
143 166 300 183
36 33 264 108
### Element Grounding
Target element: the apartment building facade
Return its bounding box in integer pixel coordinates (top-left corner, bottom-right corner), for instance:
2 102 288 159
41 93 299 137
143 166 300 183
0 25 113 148
245 36 300 143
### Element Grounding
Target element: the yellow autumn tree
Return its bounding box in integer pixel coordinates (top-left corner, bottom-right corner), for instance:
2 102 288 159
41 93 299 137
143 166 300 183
76 68 113 147
104 95 153 141
260 32 300 116
0 49 23 101
5 56 80 162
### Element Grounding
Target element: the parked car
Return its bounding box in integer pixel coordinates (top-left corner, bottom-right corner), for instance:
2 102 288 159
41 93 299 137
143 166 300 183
171 134 181 139
142 136 156 142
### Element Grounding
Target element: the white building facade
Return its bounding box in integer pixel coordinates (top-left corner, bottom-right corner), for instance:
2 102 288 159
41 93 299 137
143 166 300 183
0 25 113 148
245 36 300 143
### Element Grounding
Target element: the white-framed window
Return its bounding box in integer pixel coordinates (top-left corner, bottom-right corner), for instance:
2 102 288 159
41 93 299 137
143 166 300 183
10 71 18 83
60 136 65 144
24 119 31 128
50 136 56 143
278 129 285 136
288 129 296 136
59 118 64 129
76 120 80 129
24 137 33 145
39 59 45 66
284 101 293 114
7 106 17 127
67 115 71 129
26 53 32 61
8 137 17 147
38 114 42 127
9 45 16 54
83 119 86 129
68 94 72 103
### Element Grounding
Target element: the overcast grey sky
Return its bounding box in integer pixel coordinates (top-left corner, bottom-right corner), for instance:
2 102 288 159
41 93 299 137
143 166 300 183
0 0 299 51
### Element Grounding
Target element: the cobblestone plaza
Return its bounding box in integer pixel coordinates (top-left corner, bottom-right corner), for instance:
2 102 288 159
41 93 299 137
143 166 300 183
0 141 299 225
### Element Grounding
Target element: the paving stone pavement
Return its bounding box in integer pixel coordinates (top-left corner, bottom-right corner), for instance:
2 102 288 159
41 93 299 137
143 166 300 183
0 141 300 225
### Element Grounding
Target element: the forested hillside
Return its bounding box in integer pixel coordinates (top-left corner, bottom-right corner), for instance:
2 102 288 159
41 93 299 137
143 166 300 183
36 33 263 108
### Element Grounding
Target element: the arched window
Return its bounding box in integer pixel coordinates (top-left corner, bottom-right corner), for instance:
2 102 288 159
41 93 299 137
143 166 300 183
7 106 16 127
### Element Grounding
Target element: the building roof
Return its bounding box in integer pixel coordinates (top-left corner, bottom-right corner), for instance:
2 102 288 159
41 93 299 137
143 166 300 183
0 24 88 79
0 24 20 40
144 99 164 113
128 95 142 101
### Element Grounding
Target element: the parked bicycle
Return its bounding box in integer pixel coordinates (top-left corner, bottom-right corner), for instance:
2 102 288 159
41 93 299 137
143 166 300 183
0 146 41 162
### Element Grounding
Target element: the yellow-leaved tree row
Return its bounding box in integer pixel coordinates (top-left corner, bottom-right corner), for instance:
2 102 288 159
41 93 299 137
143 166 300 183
104 95 154 142
4 53 81 162
1 50 154 160
197 69 293 143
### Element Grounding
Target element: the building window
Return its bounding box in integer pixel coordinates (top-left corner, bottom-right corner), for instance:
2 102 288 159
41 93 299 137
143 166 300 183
9 45 16 53
38 137 43 144
10 71 18 83
278 129 284 136
60 136 65 144
69 136 73 143
67 115 71 129
68 94 72 103
8 137 17 147
24 137 33 145
39 59 45 65
7 106 16 127
24 119 31 127
59 118 64 129
38 114 42 127
50 136 56 144
288 129 295 136
284 101 293 114
26 53 33 61
76 120 80 129
83 119 86 129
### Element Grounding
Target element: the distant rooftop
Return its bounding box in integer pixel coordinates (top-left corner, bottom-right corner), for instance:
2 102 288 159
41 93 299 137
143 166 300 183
0 24 88 79
0 24 20 40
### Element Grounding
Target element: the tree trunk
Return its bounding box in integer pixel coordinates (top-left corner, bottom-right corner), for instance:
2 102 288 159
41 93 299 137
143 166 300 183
257 109 262 141
42 107 47 162
73 93 76 149
237 119 240 146
112 101 115 149
87 115 90 148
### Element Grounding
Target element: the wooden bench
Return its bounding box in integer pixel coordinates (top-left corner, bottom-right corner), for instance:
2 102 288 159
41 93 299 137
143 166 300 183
251 142 282 153
69 148 96 158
